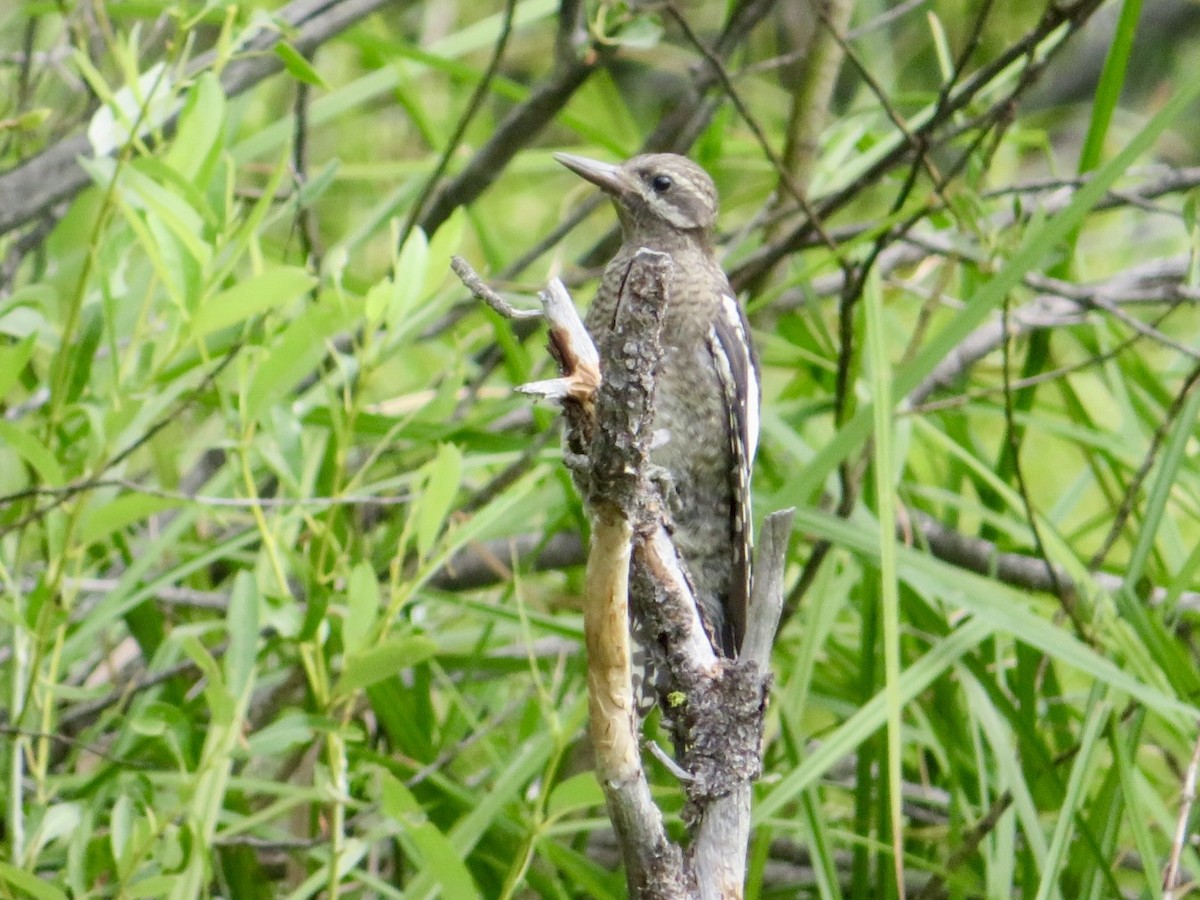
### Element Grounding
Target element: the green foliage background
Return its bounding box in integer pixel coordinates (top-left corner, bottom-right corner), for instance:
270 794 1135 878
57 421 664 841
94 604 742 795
2 0 1200 896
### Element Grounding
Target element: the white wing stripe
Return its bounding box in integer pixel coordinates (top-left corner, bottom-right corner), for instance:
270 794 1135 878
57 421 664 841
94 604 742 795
717 294 759 463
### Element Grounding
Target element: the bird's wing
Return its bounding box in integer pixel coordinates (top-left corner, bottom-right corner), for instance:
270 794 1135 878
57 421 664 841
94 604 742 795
706 292 760 654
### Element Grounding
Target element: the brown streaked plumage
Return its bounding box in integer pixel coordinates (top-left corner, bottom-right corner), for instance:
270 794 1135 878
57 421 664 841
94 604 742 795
555 151 760 656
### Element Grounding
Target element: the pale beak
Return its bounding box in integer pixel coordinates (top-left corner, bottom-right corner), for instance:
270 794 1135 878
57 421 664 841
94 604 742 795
553 152 629 196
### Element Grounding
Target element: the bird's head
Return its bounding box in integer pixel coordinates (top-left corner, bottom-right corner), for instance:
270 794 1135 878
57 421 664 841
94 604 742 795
554 152 718 243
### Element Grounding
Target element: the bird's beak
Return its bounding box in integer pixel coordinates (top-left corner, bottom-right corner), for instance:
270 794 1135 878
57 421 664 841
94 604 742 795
553 152 628 196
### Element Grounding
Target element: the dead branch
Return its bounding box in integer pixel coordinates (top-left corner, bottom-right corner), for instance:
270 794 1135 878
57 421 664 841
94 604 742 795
452 253 790 898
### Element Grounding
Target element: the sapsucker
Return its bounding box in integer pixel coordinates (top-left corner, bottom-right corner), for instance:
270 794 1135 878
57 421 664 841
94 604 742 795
554 151 760 657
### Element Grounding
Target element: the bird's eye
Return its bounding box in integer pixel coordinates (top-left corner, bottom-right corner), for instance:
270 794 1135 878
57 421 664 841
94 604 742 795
650 174 673 193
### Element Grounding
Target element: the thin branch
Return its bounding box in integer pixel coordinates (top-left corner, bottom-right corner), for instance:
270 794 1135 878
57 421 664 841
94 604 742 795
1088 360 1200 573
1164 724 1200 898
416 0 599 236
291 55 322 267
906 304 1180 414
910 791 1015 900
14 576 228 611
0 477 414 511
729 0 1107 291
450 256 543 320
0 725 156 769
399 0 517 246
999 295 1086 639
911 513 1200 612
907 265 1200 406
56 647 224 732
664 2 844 261
769 170 1200 306
429 531 585 591
0 341 243 536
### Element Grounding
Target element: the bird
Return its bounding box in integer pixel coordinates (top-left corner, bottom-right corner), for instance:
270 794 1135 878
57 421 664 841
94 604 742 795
554 151 760 657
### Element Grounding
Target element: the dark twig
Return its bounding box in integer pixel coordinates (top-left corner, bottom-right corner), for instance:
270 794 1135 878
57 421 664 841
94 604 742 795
1088 360 1200 573
729 0 1107 291
0 342 242 536
57 647 224 732
910 791 1015 900
911 514 1200 611
0 477 414 511
907 304 1181 414
663 2 844 261
291 60 322 267
767 173 1200 307
999 296 1086 639
399 0 517 247
416 0 598 237
0 725 156 769
905 258 1199 406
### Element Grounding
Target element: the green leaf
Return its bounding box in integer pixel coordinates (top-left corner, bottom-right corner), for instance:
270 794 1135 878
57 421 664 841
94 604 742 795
78 493 180 547
225 571 259 698
110 793 134 873
62 304 104 405
0 285 54 339
1077 0 1141 174
379 771 482 899
1034 688 1111 900
129 704 172 738
191 267 316 337
244 713 318 757
243 294 352 421
0 334 35 401
390 226 429 333
546 772 604 818
0 862 68 900
0 420 64 485
80 157 211 266
415 442 463 559
334 634 438 698
422 207 465 301
28 803 83 860
274 41 329 89
129 875 186 898
363 276 392 326
165 72 226 182
864 267 906 869
83 59 177 157
343 561 380 657
0 107 51 132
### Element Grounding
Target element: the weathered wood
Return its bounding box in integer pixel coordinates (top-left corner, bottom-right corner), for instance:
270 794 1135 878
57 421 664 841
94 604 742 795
452 253 792 899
